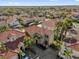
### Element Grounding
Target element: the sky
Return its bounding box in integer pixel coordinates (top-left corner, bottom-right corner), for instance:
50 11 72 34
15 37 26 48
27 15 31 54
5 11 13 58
0 0 79 6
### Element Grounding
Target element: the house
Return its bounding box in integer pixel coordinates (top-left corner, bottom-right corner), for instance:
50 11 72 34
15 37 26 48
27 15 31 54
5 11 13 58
66 29 79 58
0 29 25 42
58 40 79 59
71 12 79 21
9 18 23 28
0 51 18 59
0 29 25 59
25 25 53 47
24 19 58 47
58 26 79 59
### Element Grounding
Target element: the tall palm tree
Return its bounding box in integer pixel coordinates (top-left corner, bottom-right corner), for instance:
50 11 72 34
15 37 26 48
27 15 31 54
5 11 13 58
53 17 73 49
54 17 73 41
53 21 64 49
55 21 64 41
63 17 73 38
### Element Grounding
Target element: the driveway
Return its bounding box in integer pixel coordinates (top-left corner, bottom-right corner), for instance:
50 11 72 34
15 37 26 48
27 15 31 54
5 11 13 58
32 45 59 59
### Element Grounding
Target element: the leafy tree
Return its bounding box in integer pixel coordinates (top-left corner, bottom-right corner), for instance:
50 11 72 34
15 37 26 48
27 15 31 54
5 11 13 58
18 18 25 27
33 33 42 44
0 42 6 52
0 26 7 32
75 17 79 23
23 36 33 48
32 20 40 25
18 49 25 59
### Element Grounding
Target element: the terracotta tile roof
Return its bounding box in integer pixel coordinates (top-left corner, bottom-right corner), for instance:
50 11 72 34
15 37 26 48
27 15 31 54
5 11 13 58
1 51 17 59
68 43 79 51
67 40 79 52
0 35 24 56
25 25 52 37
0 29 25 42
65 29 79 52
42 20 57 30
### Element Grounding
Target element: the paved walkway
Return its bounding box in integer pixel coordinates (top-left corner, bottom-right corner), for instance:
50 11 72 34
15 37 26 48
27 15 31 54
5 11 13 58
32 45 59 59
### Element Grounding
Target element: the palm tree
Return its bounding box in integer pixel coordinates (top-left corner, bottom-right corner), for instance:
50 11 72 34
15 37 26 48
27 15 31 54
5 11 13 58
63 17 73 38
53 17 73 49
55 17 73 41
53 21 64 49
55 21 64 41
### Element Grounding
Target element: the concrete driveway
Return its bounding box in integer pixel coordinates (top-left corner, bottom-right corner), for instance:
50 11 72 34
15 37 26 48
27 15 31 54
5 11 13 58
32 45 59 59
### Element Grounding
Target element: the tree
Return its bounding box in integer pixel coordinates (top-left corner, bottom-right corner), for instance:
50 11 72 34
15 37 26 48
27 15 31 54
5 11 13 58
18 49 25 59
53 21 64 49
63 17 73 38
0 26 7 32
0 42 6 52
64 17 73 28
23 36 33 48
55 17 73 41
32 20 40 25
75 17 79 23
63 47 72 59
53 17 73 49
33 33 42 44
55 21 64 41
18 18 25 27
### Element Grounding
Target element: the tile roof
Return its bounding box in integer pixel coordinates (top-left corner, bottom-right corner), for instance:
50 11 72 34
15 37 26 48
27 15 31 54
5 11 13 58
25 25 52 37
5 36 24 50
42 19 57 30
0 29 25 42
70 44 79 51
65 30 79 51
68 41 79 51
1 51 17 59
